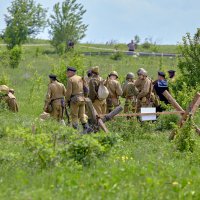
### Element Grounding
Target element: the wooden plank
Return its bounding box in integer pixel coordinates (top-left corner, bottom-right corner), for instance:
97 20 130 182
179 93 200 126
162 90 185 112
100 110 185 118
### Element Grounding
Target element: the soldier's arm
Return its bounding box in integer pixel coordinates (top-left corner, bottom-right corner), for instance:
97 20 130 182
65 79 72 102
137 80 150 99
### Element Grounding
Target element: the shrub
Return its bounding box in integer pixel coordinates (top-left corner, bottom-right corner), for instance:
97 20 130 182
110 51 123 61
175 119 196 152
9 45 22 68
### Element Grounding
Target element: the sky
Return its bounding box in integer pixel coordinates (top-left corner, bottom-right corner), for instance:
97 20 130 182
0 0 200 44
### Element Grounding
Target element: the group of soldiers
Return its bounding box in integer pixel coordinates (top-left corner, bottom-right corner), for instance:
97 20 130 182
43 66 176 133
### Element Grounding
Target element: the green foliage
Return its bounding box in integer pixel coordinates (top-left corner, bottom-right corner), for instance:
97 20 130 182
48 0 88 54
0 49 10 67
156 114 179 131
0 73 10 85
178 28 200 87
175 119 196 152
110 51 123 61
4 0 47 49
52 52 86 84
9 45 22 68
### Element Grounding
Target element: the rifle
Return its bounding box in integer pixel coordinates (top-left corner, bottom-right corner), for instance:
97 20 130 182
65 106 70 125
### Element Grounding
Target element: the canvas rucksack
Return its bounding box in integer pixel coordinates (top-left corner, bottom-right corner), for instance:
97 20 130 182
97 81 109 100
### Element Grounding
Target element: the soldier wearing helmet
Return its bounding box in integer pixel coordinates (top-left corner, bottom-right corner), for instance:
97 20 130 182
105 71 122 113
122 72 139 117
135 69 152 112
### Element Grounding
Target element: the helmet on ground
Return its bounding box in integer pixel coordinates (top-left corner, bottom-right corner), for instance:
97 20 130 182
109 71 118 78
126 72 134 79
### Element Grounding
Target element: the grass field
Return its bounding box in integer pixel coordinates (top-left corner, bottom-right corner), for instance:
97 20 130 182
0 43 200 200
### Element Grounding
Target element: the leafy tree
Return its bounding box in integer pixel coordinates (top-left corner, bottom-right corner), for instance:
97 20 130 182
178 28 200 87
134 35 140 49
4 0 47 49
48 0 88 53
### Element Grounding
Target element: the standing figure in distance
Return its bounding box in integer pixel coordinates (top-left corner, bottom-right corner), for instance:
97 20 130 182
127 40 135 51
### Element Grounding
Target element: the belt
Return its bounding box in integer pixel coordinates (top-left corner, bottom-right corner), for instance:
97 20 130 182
51 97 64 102
71 93 84 97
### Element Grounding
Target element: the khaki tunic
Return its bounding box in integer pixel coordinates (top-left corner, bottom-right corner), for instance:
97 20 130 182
5 92 18 112
122 81 138 113
106 79 122 113
44 80 66 121
136 78 152 112
89 75 106 115
66 74 87 125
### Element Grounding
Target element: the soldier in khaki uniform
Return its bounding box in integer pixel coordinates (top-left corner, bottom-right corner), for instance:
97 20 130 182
89 66 106 115
106 71 123 113
44 74 66 122
66 67 91 132
122 73 138 115
136 69 152 112
0 85 18 112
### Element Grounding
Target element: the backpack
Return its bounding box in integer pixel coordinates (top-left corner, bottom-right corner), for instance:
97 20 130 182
98 81 109 100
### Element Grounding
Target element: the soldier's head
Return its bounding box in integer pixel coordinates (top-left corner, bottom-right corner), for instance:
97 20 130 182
109 71 118 80
137 68 145 76
168 70 176 78
158 71 165 80
49 74 57 82
91 66 99 75
9 88 15 94
87 69 92 77
126 72 134 81
138 69 148 80
66 66 76 78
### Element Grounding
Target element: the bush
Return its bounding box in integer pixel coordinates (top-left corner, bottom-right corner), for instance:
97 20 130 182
175 119 196 152
9 45 22 68
110 51 123 61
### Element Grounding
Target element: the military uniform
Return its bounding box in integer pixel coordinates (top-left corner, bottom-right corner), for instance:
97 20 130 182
123 81 138 114
0 85 18 112
89 67 106 115
106 71 122 113
44 75 66 121
66 73 87 128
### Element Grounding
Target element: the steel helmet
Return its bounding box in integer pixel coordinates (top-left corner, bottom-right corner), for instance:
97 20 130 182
126 72 134 79
137 68 145 76
109 71 119 78
139 69 148 76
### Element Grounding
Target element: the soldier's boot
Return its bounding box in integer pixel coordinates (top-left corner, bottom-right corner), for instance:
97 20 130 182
72 123 79 130
82 123 93 134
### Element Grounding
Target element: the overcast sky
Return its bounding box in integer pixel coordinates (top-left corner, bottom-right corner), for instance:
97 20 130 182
0 0 200 44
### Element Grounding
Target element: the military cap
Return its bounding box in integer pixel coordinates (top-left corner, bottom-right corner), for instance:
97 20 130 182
158 71 165 77
67 66 77 72
168 70 176 73
91 66 99 74
109 71 118 78
126 72 134 79
49 74 57 79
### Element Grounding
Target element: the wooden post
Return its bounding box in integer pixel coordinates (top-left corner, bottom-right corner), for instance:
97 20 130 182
85 98 109 133
179 93 200 126
162 90 185 112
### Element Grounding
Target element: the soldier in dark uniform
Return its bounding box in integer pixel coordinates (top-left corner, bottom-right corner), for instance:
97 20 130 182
153 71 169 112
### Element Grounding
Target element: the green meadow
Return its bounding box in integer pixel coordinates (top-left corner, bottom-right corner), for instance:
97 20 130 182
0 43 200 200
